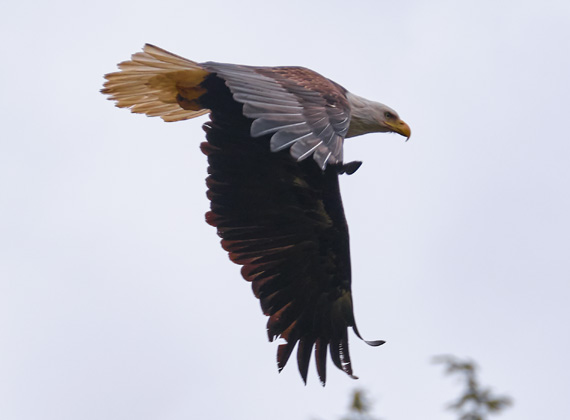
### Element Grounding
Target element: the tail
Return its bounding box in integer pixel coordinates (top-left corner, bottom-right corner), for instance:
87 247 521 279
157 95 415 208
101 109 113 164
101 44 211 122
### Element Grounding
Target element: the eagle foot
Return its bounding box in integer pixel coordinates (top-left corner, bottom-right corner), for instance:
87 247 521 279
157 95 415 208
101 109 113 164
336 161 362 175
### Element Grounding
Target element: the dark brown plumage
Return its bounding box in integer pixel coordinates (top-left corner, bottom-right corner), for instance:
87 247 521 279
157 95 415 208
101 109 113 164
197 75 383 384
102 44 410 385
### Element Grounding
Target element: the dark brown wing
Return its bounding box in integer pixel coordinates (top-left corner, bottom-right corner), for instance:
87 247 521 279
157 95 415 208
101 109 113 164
199 75 383 385
202 62 351 170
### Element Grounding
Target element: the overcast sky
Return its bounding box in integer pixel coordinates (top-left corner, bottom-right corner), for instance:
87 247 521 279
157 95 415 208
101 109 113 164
1 1 569 419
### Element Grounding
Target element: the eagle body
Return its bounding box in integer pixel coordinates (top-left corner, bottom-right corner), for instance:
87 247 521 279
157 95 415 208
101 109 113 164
102 44 410 385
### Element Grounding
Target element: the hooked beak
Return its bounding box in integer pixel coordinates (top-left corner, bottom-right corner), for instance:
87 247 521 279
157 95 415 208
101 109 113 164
385 119 411 141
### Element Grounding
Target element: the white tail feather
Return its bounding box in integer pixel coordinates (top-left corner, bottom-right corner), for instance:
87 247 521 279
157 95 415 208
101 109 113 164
102 44 211 122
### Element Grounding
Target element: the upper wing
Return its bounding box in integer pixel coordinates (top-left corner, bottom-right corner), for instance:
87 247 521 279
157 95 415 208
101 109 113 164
203 62 351 170
200 75 383 385
103 45 350 169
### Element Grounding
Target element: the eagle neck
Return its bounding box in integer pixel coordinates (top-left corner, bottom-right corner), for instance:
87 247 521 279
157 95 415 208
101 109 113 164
346 92 385 138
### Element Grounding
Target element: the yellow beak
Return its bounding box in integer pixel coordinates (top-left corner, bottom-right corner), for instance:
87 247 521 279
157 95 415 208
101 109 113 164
386 119 411 140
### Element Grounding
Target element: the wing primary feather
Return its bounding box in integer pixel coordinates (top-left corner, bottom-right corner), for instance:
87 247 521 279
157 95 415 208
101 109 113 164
352 323 386 347
297 338 315 384
315 339 328 385
277 342 296 373
243 101 303 113
295 141 324 161
233 92 299 106
321 152 333 170
270 132 314 152
252 120 307 137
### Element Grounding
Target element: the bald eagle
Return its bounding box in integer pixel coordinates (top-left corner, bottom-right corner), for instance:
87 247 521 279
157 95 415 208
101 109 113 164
102 44 411 385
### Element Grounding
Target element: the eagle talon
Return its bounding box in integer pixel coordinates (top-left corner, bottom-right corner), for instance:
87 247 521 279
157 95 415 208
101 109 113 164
337 161 362 175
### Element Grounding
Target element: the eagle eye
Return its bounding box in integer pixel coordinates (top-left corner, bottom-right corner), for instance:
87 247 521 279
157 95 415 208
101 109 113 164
385 112 394 119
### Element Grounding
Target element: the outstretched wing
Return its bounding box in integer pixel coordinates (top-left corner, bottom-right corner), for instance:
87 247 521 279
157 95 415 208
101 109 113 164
204 62 351 170
200 75 383 385
102 44 350 170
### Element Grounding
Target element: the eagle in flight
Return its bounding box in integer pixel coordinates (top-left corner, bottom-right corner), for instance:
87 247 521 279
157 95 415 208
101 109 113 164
102 44 411 385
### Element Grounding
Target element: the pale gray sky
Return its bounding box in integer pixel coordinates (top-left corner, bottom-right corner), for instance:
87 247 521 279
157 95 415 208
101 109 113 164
1 1 569 419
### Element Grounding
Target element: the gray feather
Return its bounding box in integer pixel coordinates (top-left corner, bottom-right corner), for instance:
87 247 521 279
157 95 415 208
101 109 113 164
204 62 351 169
251 119 307 137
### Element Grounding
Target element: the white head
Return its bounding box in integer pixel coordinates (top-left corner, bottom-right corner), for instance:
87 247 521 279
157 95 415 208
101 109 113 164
345 92 411 139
